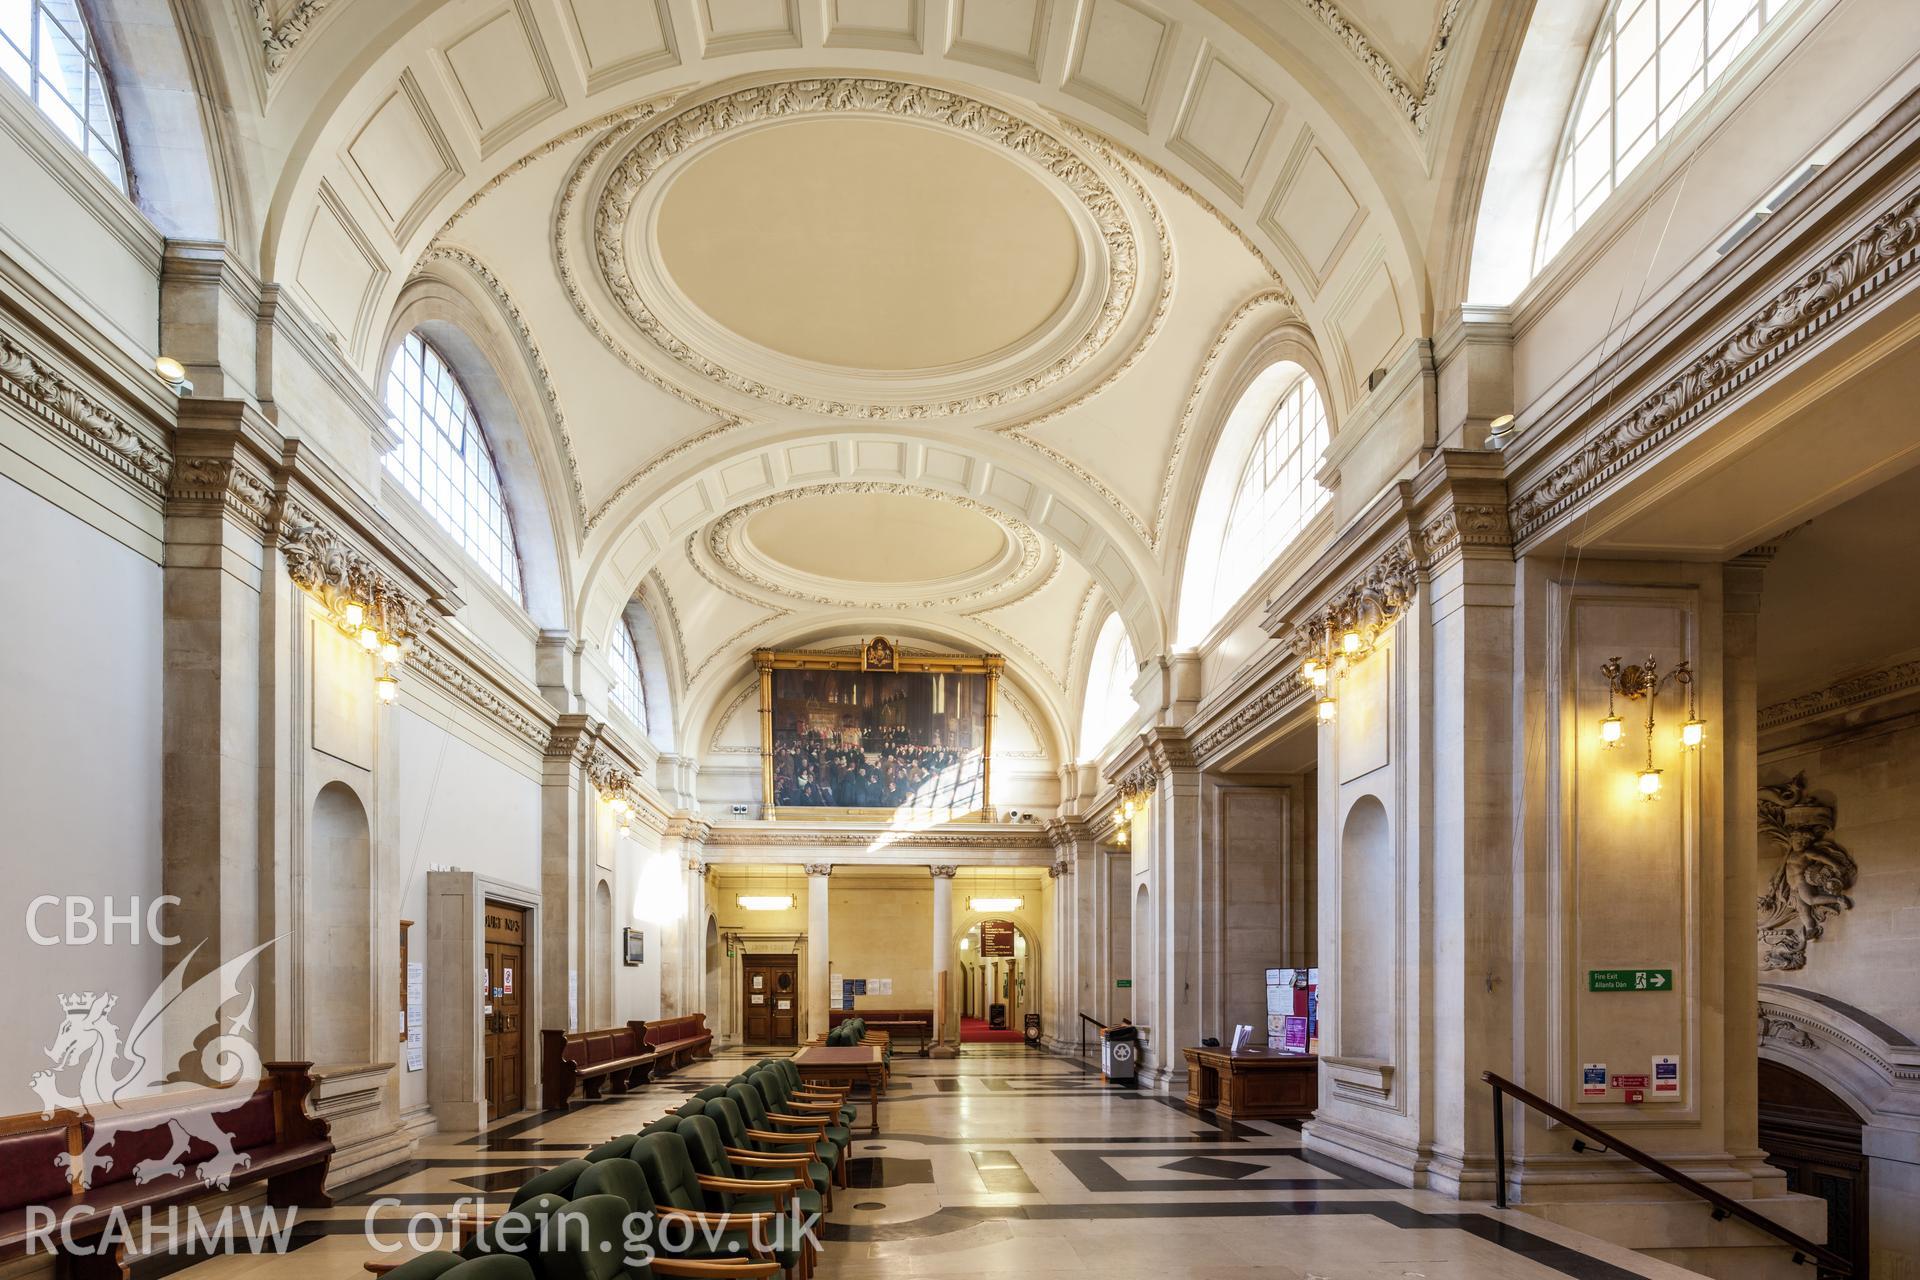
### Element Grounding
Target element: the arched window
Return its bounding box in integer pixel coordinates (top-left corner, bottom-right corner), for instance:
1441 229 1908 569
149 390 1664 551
1 0 128 189
1079 612 1138 759
384 332 525 602
609 619 648 732
1536 0 1792 268
1214 371 1328 619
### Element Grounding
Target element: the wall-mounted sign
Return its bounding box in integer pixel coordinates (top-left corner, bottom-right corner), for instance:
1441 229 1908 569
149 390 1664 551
1114 978 1131 989
1653 1054 1680 1097
1581 1063 1607 1098
981 920 1015 958
1588 968 1671 992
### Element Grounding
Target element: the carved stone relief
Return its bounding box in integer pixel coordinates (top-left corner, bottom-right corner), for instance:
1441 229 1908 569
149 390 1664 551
1758 773 1858 971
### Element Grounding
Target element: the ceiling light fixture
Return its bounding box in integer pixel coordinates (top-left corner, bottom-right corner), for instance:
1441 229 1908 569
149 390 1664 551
737 894 795 912
968 897 1022 912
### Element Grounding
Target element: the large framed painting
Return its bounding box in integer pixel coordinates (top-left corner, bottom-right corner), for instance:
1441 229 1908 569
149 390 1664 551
757 638 1004 820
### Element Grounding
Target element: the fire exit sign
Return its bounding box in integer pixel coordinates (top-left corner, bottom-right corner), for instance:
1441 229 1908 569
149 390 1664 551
1589 969 1672 992
1114 978 1132 988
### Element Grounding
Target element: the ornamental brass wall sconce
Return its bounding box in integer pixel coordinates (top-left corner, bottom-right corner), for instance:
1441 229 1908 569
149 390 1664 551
1598 654 1704 800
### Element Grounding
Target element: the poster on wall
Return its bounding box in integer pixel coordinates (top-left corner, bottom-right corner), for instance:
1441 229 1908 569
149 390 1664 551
405 961 425 1072
760 640 1003 818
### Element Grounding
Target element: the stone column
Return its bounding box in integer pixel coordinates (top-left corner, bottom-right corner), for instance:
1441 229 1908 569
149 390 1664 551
1144 728 1202 1088
686 858 709 1019
930 865 958 1057
1046 855 1074 1051
806 864 831 1039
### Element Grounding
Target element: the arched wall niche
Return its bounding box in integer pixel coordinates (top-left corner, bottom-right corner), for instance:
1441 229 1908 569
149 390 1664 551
951 905 1044 1040
307 780 372 1066
703 914 721 1024
1338 793 1393 1061
1166 319 1336 648
592 878 614 1026
83 0 235 243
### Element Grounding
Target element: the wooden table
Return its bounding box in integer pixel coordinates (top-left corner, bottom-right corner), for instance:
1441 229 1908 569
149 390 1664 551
1183 1046 1318 1120
791 1045 886 1135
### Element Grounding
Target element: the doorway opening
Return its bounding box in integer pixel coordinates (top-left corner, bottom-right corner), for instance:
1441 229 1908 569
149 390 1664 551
482 900 528 1117
959 920 1028 1043
1760 1060 1867 1277
742 953 800 1044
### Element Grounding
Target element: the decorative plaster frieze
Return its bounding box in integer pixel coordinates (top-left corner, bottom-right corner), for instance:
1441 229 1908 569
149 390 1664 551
1279 542 1420 661
173 455 277 534
408 636 553 751
254 0 331 74
0 331 170 496
570 77 1141 420
1512 188 1920 543
1758 773 1858 972
1192 664 1309 764
1298 0 1463 136
546 719 599 765
280 504 438 638
1759 659 1920 731
1758 1008 1818 1050
1418 501 1510 563
706 682 760 754
1146 729 1197 775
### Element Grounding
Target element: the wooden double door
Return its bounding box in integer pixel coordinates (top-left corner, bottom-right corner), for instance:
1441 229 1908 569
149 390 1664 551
743 954 799 1044
484 902 527 1117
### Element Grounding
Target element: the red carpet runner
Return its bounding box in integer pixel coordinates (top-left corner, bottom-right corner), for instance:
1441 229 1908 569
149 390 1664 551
960 1016 1026 1044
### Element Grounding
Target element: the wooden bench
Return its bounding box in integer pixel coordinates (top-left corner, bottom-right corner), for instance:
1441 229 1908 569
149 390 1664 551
829 1008 932 1055
540 1021 660 1110
642 1013 712 1072
0 1062 333 1279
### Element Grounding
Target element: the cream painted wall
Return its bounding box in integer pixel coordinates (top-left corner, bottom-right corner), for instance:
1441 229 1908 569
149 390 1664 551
1759 714 1920 1042
388 706 542 1116
0 475 164 1113
829 883 934 1010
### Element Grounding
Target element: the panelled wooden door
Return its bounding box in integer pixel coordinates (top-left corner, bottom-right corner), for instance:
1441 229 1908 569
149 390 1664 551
1759 1060 1867 1280
742 954 799 1044
483 902 528 1117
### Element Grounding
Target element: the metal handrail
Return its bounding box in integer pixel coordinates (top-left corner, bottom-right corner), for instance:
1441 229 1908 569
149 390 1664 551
1484 1071 1848 1276
1077 1011 1103 1056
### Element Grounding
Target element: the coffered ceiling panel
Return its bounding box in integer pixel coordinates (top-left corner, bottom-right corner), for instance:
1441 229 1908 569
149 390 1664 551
1063 0 1176 129
1260 134 1365 295
696 0 803 55
946 0 1052 79
560 0 680 91
825 0 926 52
1167 45 1278 201
439 2 565 152
345 74 461 242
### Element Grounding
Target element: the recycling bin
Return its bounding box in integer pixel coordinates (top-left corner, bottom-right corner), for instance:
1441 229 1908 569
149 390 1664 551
1101 1024 1140 1084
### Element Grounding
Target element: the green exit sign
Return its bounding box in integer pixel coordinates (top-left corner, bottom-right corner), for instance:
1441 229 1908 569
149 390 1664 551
1114 978 1132 989
1590 968 1672 992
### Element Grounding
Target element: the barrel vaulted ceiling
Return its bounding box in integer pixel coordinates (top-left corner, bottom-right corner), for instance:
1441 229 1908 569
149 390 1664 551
214 0 1508 758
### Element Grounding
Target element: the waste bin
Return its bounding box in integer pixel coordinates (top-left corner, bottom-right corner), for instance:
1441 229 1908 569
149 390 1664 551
988 1002 1007 1029
1100 1024 1139 1084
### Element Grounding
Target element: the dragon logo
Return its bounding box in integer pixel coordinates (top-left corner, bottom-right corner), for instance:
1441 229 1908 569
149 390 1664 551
29 939 276 1190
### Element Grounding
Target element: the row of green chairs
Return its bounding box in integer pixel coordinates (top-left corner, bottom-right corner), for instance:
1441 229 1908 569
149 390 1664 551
372 1056 856 1280
824 1018 890 1071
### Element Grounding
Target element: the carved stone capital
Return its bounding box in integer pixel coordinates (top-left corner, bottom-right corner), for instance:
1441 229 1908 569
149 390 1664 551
929 864 959 879
1048 858 1072 879
1417 502 1511 565
686 859 709 877
173 454 277 536
1279 541 1420 657
803 863 833 878
1146 728 1196 776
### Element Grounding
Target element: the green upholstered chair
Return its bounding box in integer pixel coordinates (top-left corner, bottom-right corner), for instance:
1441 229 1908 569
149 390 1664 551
724 1081 842 1188
702 1095 831 1203
631 1133 812 1277
749 1067 851 1153
678 1113 824 1220
537 1192 787 1280
588 1134 639 1162
767 1059 856 1126
511 1160 593 1207
371 1191 570 1276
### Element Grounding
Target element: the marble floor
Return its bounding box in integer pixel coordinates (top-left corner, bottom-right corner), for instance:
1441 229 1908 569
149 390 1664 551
160 1046 1708 1280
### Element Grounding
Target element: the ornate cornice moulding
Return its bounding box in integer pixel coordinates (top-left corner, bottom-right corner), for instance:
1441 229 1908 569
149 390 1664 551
1298 0 1464 137
0 330 171 499
254 0 331 75
1191 662 1309 764
1511 187 1920 544
280 501 438 640
1759 658 1920 731
703 828 1053 850
561 76 1151 421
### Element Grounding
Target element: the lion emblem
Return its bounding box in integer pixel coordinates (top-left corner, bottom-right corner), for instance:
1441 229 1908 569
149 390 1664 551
30 939 276 1190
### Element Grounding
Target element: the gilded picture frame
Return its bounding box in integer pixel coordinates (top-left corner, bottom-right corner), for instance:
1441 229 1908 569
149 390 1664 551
756 638 1004 821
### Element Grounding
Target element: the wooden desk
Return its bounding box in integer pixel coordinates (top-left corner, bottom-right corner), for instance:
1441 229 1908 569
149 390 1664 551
791 1046 886 1135
1183 1047 1317 1120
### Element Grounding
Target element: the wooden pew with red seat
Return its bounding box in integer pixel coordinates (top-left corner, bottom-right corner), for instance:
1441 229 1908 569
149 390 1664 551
0 1062 333 1278
642 1013 712 1072
540 1020 660 1109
